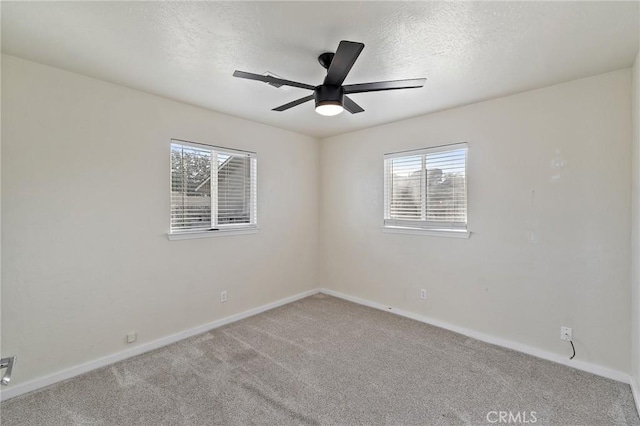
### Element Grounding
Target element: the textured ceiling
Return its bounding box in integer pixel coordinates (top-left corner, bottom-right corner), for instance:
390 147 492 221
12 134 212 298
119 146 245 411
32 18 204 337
2 1 639 139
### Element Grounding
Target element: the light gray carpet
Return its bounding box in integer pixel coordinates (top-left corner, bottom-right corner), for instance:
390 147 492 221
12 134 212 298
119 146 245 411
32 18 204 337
1 294 638 425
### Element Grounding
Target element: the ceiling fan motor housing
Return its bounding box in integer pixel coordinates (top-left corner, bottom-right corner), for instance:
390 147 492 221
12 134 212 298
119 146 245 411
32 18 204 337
314 85 344 108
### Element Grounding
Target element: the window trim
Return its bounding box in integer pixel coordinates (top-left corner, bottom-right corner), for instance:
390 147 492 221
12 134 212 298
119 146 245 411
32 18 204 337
383 142 468 236
167 227 259 241
382 226 470 239
169 139 257 237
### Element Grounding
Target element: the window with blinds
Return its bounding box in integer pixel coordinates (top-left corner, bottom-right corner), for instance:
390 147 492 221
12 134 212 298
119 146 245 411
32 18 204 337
170 140 257 233
384 143 467 231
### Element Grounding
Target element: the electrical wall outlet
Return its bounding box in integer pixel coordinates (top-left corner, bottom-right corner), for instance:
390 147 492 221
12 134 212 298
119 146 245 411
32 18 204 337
560 326 572 341
420 289 427 300
126 331 137 344
221 291 227 303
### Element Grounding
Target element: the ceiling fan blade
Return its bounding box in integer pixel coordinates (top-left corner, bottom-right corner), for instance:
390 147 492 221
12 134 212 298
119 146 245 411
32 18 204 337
324 41 365 86
343 96 364 114
233 70 315 91
272 95 315 112
343 78 426 94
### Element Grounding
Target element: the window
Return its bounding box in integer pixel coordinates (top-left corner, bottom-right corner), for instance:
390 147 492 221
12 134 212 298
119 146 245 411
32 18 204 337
170 140 257 235
384 143 467 234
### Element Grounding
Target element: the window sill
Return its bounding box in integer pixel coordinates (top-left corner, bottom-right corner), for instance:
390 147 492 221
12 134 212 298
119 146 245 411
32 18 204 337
167 227 259 241
382 226 470 239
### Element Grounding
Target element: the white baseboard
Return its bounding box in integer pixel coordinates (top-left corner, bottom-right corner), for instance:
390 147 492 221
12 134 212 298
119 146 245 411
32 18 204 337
1 287 633 403
632 377 640 417
319 288 631 384
0 288 320 402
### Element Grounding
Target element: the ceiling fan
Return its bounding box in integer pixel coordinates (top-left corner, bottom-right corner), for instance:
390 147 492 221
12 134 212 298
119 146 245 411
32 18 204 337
233 40 426 116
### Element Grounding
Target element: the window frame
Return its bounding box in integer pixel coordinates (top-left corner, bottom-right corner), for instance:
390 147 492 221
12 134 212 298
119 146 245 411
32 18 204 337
383 142 469 238
168 139 258 239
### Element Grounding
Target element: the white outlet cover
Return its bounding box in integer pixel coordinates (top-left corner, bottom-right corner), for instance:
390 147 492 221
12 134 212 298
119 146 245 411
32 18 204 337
420 289 427 300
560 326 572 341
126 332 137 343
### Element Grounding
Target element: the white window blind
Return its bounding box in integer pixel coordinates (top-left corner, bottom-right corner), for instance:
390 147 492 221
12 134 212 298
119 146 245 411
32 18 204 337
171 140 257 233
384 143 467 231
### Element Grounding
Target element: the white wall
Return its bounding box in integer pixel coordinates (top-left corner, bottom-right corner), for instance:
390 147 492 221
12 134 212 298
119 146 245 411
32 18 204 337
1 53 635 396
320 69 632 374
631 51 640 400
0 55 320 387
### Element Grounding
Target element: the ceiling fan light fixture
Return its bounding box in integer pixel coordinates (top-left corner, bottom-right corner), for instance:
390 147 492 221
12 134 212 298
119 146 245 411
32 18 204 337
314 85 345 116
315 101 344 116
233 40 427 116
